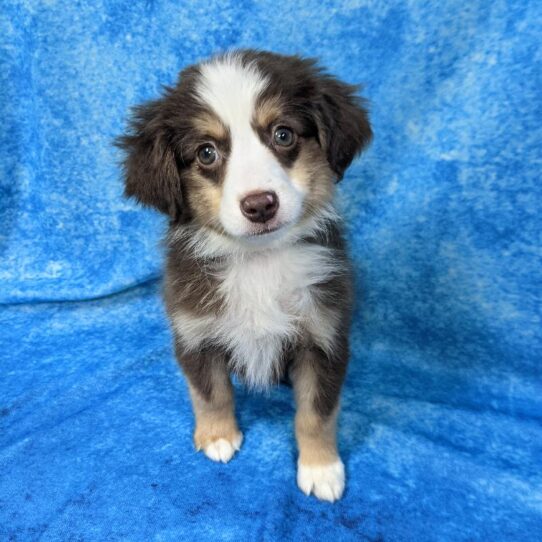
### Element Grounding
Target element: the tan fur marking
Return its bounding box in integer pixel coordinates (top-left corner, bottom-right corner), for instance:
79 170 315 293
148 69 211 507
254 96 282 128
192 113 228 141
184 170 224 232
296 408 339 466
289 140 335 214
192 181 222 220
187 368 241 450
292 357 340 466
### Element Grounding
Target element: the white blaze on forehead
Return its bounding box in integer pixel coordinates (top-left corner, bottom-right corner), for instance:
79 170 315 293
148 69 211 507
196 53 267 129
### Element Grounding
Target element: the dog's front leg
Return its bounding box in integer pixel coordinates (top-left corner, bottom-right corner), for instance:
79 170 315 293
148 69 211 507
291 346 347 502
175 345 242 463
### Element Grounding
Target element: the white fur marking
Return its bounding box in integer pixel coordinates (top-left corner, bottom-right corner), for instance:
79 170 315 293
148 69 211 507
203 433 243 463
297 459 345 502
172 312 216 352
172 242 341 388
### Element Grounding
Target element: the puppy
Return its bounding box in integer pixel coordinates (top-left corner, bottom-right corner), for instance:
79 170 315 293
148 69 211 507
118 50 371 502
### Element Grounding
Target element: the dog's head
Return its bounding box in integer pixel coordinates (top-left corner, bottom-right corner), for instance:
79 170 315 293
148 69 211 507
118 50 371 245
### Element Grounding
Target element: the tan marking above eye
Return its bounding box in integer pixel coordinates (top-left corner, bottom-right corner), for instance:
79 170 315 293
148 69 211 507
192 113 228 141
254 96 283 129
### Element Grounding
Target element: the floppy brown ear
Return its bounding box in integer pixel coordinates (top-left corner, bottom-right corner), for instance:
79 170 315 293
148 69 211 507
116 97 183 220
314 77 372 181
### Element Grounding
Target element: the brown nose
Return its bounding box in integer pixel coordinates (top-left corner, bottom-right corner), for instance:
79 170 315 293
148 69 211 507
240 191 279 223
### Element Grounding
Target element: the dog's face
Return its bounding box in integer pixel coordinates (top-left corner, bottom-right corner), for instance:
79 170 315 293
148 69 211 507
118 51 371 244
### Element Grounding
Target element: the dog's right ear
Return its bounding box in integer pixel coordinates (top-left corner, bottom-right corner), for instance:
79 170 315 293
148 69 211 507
116 96 183 221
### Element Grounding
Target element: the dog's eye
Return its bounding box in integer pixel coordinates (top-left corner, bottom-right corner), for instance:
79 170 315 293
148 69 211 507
273 127 295 147
197 144 218 166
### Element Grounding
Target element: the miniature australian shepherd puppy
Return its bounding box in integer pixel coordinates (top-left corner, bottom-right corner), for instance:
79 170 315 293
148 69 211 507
118 50 372 502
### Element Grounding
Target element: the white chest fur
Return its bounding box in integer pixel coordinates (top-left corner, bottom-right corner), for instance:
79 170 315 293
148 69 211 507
172 243 340 388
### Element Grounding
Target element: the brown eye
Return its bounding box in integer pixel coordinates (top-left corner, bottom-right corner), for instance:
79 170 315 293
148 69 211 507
197 144 218 166
273 126 295 147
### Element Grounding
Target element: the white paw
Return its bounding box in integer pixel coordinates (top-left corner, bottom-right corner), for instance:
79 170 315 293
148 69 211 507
297 459 345 502
203 433 243 463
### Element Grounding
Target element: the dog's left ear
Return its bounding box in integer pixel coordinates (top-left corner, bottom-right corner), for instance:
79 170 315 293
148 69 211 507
313 76 372 181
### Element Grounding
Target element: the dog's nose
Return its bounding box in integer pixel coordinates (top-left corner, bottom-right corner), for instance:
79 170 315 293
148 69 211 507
240 191 279 223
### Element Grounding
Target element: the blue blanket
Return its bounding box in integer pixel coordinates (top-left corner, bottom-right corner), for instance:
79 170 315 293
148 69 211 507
1 1 541 540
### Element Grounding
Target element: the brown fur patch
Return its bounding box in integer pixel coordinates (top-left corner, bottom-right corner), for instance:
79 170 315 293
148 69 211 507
165 244 225 320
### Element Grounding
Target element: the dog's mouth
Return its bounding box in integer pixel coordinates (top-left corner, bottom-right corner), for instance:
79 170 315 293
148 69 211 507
249 226 281 236
244 221 291 240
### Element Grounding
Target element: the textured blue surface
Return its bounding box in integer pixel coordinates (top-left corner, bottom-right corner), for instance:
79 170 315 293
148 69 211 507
1 1 541 540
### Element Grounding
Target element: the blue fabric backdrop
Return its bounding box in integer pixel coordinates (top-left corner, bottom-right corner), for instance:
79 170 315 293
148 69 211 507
1 1 541 540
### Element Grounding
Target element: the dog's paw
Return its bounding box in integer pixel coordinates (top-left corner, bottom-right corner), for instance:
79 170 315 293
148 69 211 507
198 432 243 463
297 459 345 502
